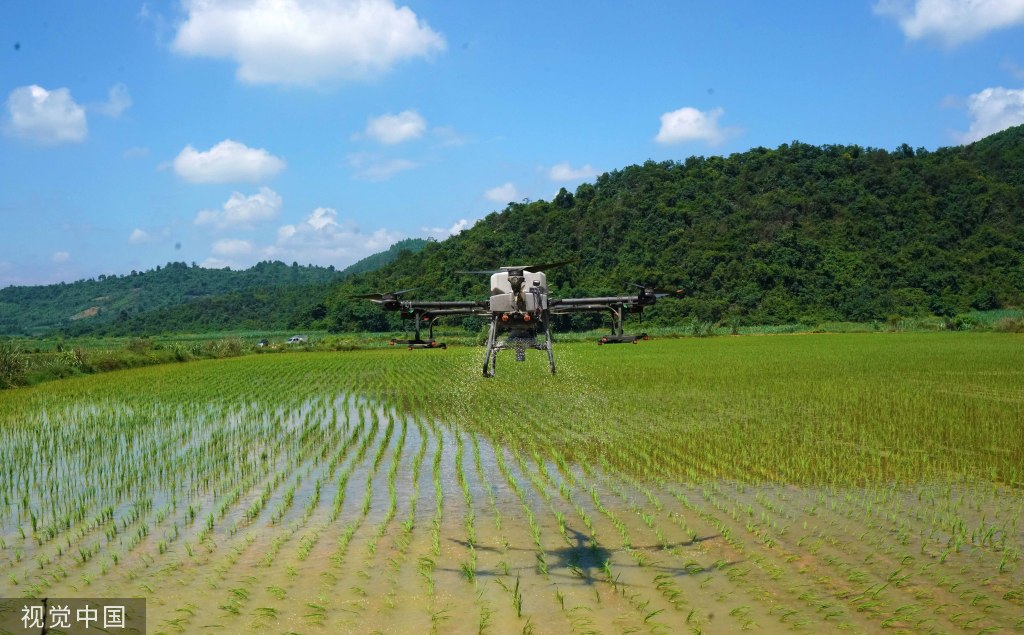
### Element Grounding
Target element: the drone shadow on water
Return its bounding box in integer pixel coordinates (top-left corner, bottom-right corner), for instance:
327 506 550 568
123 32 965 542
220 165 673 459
447 527 734 586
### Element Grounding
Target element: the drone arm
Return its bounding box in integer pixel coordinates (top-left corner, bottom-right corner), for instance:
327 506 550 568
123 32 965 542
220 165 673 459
403 300 488 311
419 307 490 318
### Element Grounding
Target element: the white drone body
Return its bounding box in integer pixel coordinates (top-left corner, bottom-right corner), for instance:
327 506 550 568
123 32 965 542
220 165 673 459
489 269 548 313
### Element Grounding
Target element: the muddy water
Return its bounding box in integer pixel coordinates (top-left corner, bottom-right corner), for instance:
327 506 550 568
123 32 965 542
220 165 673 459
1 395 1021 634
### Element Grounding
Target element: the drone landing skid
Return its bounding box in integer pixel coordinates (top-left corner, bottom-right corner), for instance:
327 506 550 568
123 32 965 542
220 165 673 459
598 334 650 345
482 319 556 377
390 338 447 350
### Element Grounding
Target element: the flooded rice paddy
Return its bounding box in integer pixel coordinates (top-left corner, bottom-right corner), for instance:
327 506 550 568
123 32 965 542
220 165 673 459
0 334 1022 633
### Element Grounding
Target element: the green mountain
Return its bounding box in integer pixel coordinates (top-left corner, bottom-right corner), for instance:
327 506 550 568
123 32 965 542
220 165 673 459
7 127 1023 337
57 240 431 337
0 261 346 336
325 125 1024 331
0 240 425 337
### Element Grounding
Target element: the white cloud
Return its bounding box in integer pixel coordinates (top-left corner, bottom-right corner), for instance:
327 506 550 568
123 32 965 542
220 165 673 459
200 257 235 269
4 85 87 144
548 162 599 181
51 251 70 264
347 154 419 181
1002 59 1024 81
174 140 286 183
874 0 1024 46
432 125 470 147
195 187 284 229
211 238 256 256
266 207 403 266
655 106 733 146
202 238 255 270
94 83 132 118
421 218 469 238
295 207 335 231
955 86 1024 143
485 182 520 203
128 228 154 244
172 0 446 86
362 110 426 144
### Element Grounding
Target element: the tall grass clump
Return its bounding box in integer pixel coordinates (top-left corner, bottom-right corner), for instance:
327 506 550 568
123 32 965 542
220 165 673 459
0 340 27 388
993 317 1024 333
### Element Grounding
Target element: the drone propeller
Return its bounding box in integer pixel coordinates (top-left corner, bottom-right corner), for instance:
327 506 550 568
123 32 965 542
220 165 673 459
519 259 576 272
456 259 576 276
632 283 683 298
351 288 417 301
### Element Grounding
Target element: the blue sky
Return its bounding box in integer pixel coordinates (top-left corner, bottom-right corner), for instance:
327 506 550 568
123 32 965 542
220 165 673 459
2 0 1023 287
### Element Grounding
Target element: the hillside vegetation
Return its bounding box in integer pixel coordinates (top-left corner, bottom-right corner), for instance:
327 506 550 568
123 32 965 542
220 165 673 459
0 240 428 336
329 125 1024 332
4 127 1023 336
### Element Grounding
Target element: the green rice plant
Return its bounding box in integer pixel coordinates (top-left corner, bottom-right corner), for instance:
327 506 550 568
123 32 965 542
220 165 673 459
266 586 286 599
304 601 326 625
512 574 523 617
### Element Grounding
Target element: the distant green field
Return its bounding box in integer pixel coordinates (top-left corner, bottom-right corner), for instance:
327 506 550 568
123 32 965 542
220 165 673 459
0 333 1021 633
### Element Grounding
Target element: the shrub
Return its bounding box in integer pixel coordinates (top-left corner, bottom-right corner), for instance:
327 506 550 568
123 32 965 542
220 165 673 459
688 319 715 337
993 317 1024 333
944 315 974 331
205 337 244 358
0 341 27 388
171 344 193 362
128 338 151 354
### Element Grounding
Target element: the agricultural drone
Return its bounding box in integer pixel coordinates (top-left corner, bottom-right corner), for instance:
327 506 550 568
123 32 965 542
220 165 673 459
356 261 681 377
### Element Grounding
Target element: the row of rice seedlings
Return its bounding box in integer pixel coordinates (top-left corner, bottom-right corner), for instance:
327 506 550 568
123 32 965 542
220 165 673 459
177 401 348 628
160 393 361 626
453 430 480 585
280 405 374 631
355 413 406 617
313 407 394 625
190 398 352 626
464 431 513 633
380 416 429 613
422 429 444 600
291 408 370 564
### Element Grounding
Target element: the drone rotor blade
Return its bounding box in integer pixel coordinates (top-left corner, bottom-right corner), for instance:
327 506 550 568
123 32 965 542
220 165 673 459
629 283 684 302
523 259 576 272
351 287 417 300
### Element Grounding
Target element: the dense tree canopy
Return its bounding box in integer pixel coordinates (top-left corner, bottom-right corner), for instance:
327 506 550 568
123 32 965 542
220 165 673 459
332 126 1024 330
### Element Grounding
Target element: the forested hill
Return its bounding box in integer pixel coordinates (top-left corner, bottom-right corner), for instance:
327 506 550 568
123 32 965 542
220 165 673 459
0 237 431 336
328 125 1024 331
0 261 346 335
8 126 1024 337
